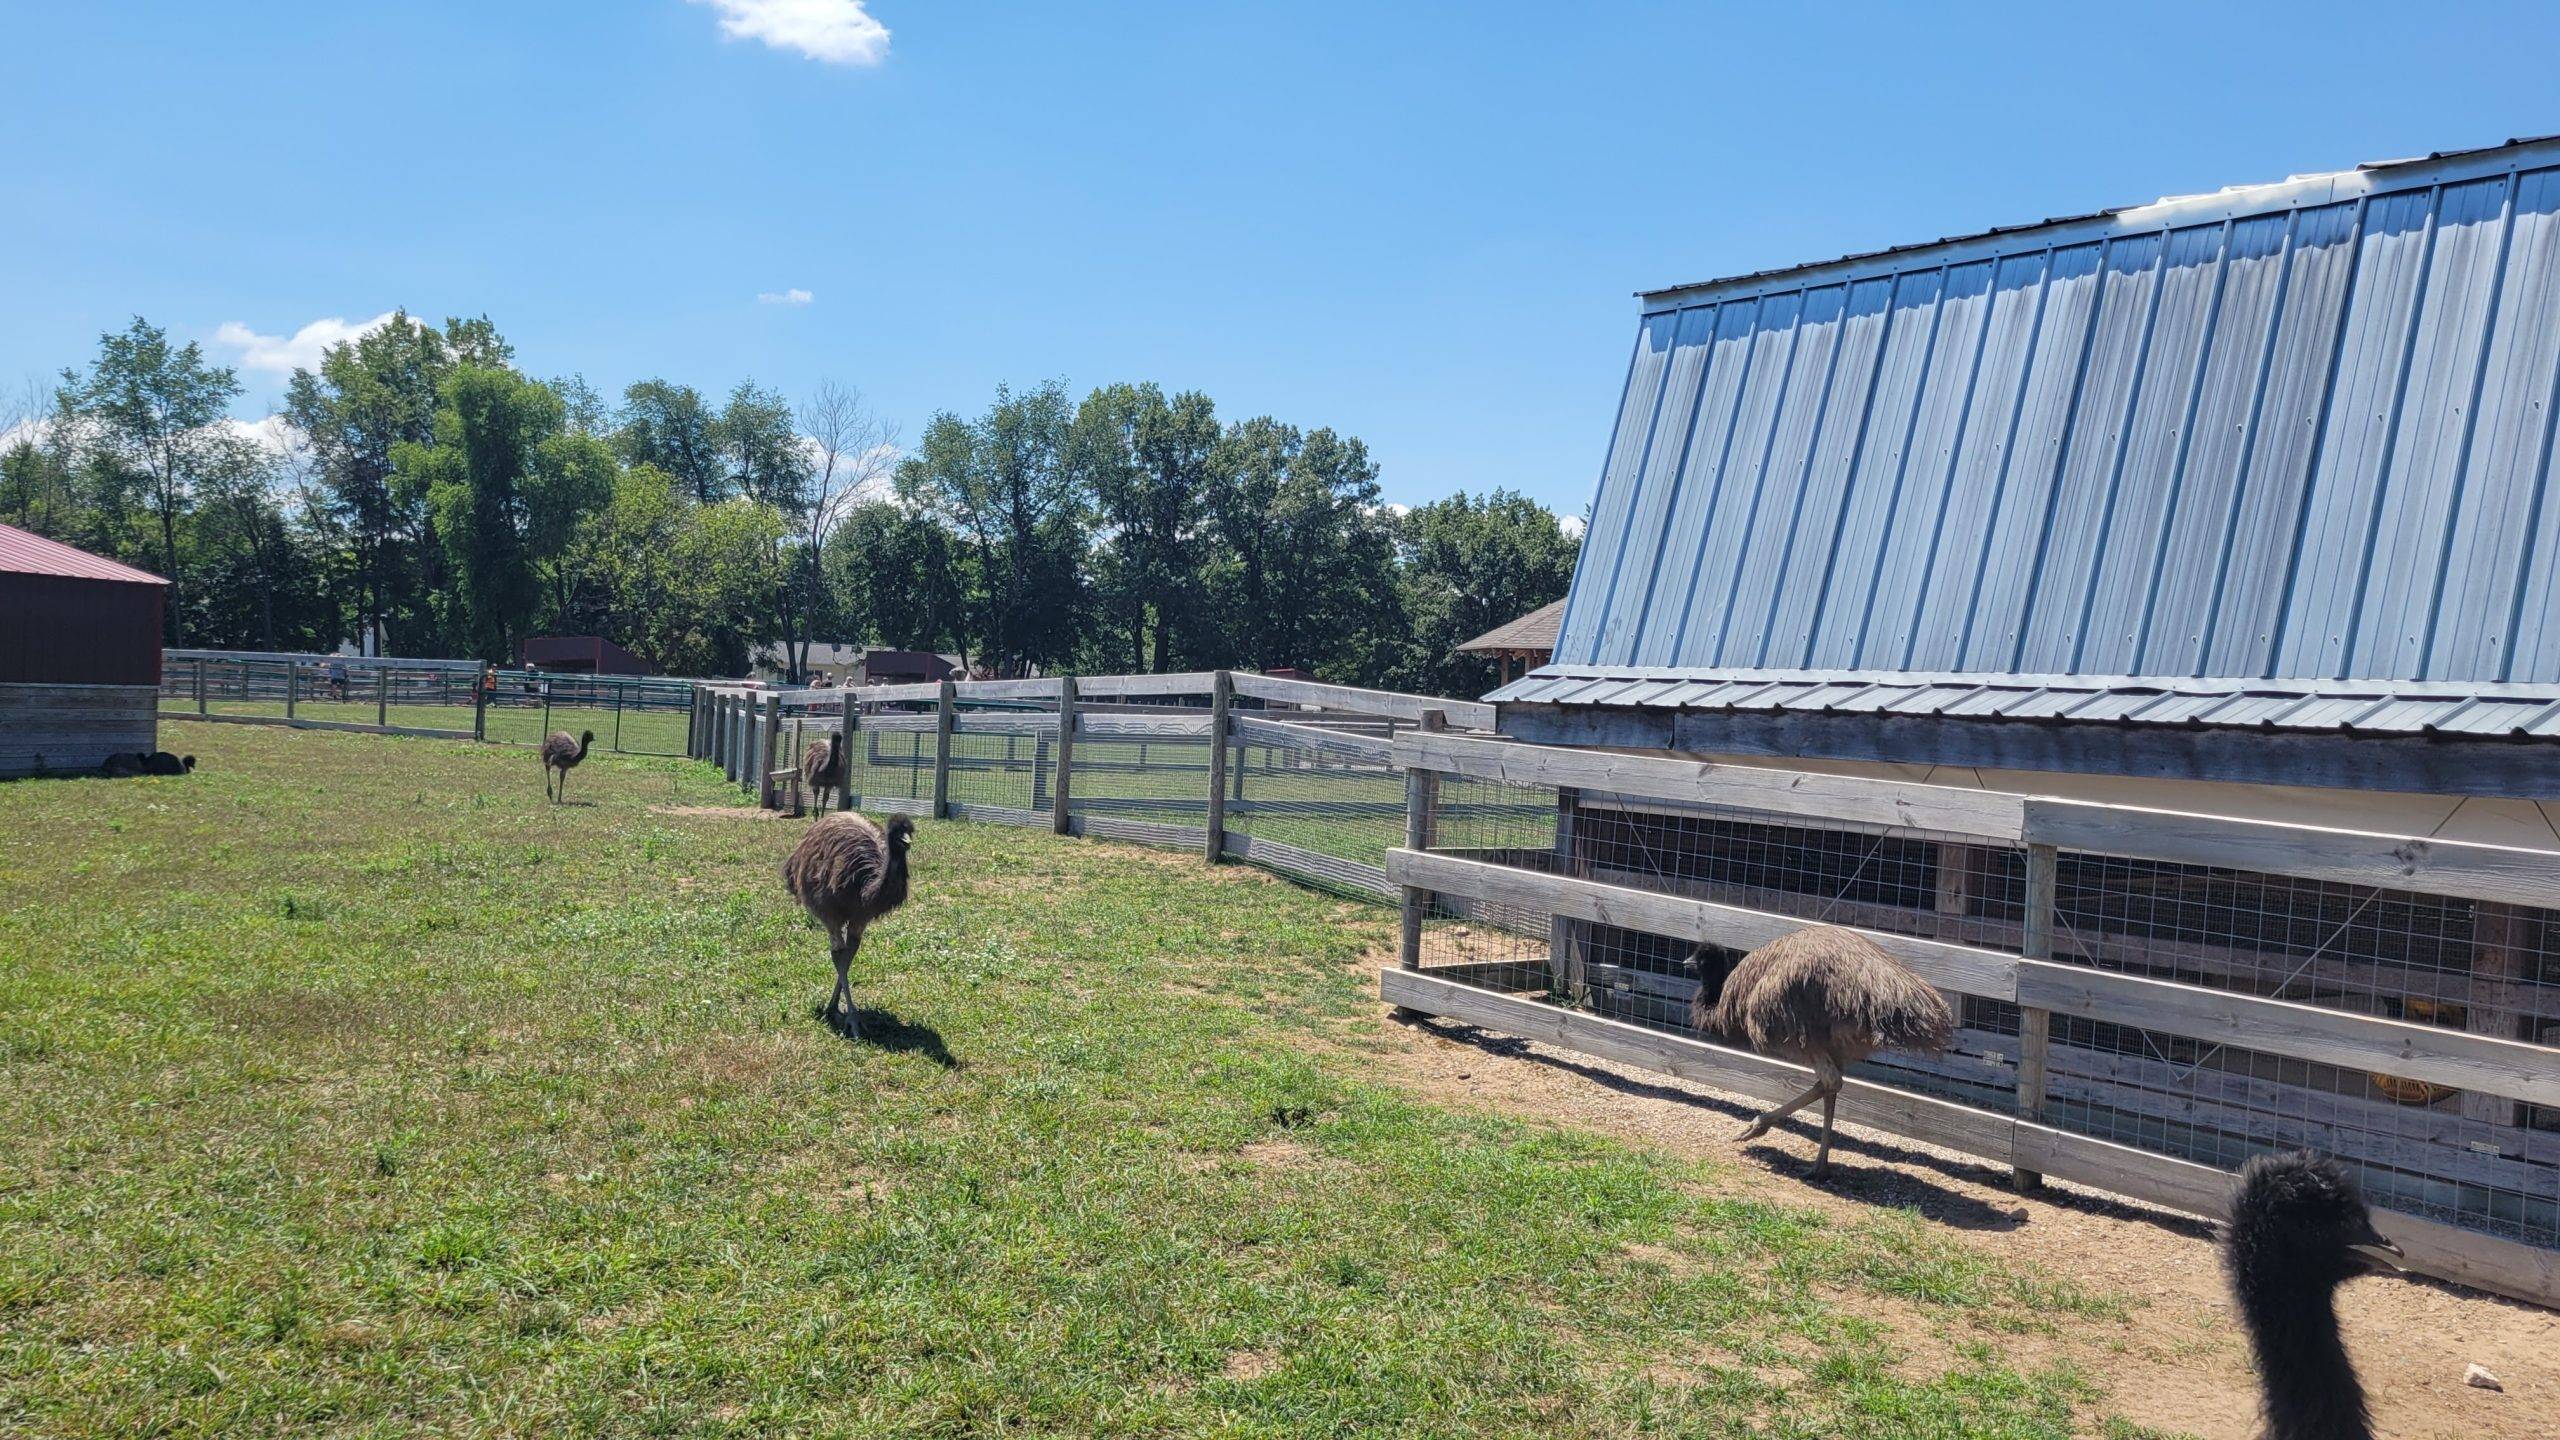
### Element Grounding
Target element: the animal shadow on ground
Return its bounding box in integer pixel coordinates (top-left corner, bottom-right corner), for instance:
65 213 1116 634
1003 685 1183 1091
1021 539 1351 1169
1405 1015 2218 1241
818 1003 959 1068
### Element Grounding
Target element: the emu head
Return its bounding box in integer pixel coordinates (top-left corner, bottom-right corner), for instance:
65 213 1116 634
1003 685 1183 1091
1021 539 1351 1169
2226 1151 2402 1295
580 729 596 745
885 814 917 853
1680 943 1737 1038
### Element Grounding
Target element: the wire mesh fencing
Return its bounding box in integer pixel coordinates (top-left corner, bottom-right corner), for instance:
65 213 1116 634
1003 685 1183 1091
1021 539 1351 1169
1394 763 2560 1262
162 650 698 755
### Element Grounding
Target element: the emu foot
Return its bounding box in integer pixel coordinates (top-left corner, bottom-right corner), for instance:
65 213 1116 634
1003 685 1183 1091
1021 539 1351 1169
1736 1116 1772 1141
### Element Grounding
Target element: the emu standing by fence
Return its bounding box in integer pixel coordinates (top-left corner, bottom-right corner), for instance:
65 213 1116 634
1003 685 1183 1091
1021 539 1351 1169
1691 926 1954 1179
541 729 593 803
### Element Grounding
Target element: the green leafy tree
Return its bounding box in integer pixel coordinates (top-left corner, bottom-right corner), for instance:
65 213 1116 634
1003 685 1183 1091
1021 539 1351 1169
1202 418 1399 678
395 366 564 660
56 317 242 640
824 498 971 659
895 382 1087 676
615 380 725 502
283 310 453 652
1390 488 1579 695
1072 383 1217 672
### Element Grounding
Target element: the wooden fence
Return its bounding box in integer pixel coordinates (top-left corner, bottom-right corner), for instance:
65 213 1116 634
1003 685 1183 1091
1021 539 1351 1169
689 671 1491 902
1382 730 2560 1307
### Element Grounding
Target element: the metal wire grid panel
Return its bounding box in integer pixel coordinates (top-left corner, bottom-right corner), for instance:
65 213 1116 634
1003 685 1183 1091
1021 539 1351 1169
1218 713 1405 899
1066 703 1213 850
1405 780 2560 1249
853 709 937 809
946 711 1056 825
158 655 481 737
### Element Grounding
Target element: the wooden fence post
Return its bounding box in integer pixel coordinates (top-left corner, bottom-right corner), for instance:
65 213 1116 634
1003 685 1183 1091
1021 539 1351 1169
838 691 858 811
1051 674 1077 835
284 659 298 722
474 666 488 742
1203 670 1233 863
195 657 207 715
376 664 389 728
931 679 955 820
759 695 783 808
1397 708 1448 974
2013 841 2059 1192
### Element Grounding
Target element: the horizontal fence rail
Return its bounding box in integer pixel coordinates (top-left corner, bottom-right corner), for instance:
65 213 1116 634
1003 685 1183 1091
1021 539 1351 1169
1383 730 2560 1307
162 650 698 755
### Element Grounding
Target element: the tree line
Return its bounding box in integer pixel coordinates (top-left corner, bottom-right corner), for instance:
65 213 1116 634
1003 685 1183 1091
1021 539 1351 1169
3 314 1578 696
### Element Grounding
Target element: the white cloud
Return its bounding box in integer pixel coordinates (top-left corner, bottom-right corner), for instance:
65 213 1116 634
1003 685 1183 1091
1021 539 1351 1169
1559 512 1586 539
758 287 816 306
215 312 399 377
691 0 890 66
223 415 308 462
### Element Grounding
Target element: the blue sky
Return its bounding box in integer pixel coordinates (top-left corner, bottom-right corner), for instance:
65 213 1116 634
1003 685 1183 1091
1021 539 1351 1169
7 2 2560 516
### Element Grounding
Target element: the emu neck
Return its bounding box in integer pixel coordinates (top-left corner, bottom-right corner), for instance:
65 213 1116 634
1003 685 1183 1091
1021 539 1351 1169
868 843 910 912
2237 1274 2369 1440
575 735 593 762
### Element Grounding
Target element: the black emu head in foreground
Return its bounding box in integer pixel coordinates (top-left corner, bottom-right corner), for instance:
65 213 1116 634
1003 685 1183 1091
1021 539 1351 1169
2223 1150 2403 1440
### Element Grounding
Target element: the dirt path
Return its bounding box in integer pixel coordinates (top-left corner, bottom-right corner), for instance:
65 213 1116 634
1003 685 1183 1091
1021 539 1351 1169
1342 971 2555 1440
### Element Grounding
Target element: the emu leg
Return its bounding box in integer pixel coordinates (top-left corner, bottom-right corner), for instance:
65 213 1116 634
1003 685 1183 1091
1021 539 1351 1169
1810 1087 1840 1178
1737 1081 1826 1141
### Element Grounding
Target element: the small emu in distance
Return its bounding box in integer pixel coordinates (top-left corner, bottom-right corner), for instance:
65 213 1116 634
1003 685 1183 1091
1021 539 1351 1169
800 734 846 812
782 811 915 1036
1689 925 1954 1179
540 729 594 803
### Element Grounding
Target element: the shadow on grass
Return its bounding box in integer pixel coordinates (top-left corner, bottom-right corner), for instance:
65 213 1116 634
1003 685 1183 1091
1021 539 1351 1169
1399 1014 2219 1243
824 1004 960 1068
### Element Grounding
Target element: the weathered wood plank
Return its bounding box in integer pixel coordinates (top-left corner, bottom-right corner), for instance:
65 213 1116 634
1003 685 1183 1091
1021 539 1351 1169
1231 714 1396 763
1073 672 1219 698
1232 672 1496 730
2017 960 2560 1109
1076 715 1213 739
865 794 933 816
1385 849 2021 1000
950 677 1066 701
947 801 1046 828
2025 798 2560 909
1070 814 1208 849
1397 730 2029 839
1222 832 1396 900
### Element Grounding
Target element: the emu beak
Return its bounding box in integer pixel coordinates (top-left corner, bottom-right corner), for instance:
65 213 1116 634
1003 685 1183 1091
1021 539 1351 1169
2347 1221 2405 1272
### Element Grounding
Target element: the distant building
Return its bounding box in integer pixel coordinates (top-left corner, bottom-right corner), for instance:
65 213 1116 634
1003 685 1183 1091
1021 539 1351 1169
520 635 651 675
1453 599 1563 685
0 523 166 775
756 644 963 687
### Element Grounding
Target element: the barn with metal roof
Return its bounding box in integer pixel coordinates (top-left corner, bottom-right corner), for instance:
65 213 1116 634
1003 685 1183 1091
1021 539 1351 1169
0 522 168 776
1503 136 2560 822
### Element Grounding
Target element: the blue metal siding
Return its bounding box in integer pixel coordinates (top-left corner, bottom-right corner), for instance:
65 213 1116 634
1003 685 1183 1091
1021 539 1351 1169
1549 142 2560 687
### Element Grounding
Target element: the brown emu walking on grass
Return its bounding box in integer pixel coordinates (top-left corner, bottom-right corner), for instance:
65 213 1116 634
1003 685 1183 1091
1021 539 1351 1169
782 811 915 1035
1689 925 1954 1178
2224 1151 2402 1440
800 735 846 812
541 729 594 803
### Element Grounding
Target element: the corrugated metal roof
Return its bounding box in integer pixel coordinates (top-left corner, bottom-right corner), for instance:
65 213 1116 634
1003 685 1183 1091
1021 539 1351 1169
1453 598 1565 655
1490 667 2560 739
1554 135 2560 691
0 523 165 585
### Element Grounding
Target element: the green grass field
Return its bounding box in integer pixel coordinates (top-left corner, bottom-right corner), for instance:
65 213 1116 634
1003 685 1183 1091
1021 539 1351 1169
159 696 695 755
1 725 2173 1437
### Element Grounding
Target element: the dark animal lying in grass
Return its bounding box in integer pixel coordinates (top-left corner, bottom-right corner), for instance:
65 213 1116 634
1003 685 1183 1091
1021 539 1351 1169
97 752 196 778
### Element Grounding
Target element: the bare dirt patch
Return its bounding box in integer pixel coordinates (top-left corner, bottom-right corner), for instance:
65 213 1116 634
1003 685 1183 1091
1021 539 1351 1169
1222 1347 1280 1381
1239 1136 1317 1171
1344 964 2558 1440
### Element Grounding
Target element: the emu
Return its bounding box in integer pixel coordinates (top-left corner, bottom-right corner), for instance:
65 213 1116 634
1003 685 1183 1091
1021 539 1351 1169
2224 1151 2402 1440
799 734 846 812
1689 925 1954 1178
782 811 915 1036
540 728 594 804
